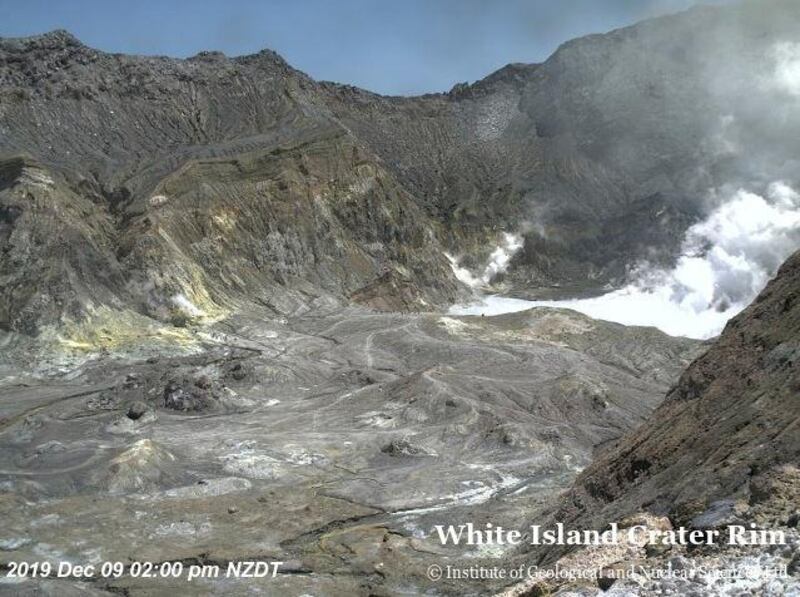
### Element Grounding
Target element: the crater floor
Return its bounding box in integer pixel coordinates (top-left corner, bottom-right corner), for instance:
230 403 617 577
0 306 700 595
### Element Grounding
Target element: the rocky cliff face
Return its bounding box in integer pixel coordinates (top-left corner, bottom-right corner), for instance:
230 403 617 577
0 31 465 336
557 247 800 531
3 0 800 337
322 0 800 289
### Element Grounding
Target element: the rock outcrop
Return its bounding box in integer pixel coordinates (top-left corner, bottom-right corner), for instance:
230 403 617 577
557 248 800 532
3 0 800 335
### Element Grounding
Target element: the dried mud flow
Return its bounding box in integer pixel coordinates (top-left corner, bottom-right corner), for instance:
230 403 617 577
0 306 700 595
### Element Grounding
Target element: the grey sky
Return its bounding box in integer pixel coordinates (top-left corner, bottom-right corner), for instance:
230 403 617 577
0 0 731 95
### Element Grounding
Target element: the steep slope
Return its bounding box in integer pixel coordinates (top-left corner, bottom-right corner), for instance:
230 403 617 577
2 0 800 338
0 143 461 336
323 0 800 287
0 157 126 335
0 31 463 335
556 248 800 530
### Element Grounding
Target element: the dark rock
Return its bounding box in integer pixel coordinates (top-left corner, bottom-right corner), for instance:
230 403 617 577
342 370 376 386
597 573 616 591
380 438 429 457
126 401 149 421
788 552 800 576
194 375 213 389
163 381 211 412
227 363 248 381
123 373 140 389
690 500 744 530
86 391 119 411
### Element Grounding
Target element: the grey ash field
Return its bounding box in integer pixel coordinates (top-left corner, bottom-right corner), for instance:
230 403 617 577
0 307 700 595
1 1 800 595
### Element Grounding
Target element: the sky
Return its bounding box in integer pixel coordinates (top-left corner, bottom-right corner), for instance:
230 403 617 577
1 0 729 96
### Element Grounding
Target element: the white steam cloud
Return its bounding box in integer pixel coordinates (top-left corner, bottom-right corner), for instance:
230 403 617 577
171 293 204 318
483 233 524 283
446 232 523 287
773 42 800 97
451 183 800 339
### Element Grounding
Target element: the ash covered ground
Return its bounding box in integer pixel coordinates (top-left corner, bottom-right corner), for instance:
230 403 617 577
0 305 700 595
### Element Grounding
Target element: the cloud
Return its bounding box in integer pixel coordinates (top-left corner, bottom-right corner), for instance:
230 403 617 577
446 233 524 288
483 233 524 284
451 183 800 339
773 41 800 97
542 183 800 337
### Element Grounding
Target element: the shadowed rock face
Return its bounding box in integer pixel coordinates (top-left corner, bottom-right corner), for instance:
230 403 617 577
0 33 465 334
483 253 800 597
319 0 800 286
556 248 800 532
0 147 462 336
3 1 800 334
